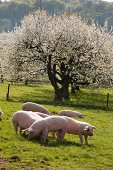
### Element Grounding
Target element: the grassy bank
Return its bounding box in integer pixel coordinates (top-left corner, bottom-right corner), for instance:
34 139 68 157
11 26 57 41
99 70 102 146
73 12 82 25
0 83 113 170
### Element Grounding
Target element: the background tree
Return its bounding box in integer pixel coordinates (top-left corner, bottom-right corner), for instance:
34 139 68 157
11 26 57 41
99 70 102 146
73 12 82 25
1 10 113 101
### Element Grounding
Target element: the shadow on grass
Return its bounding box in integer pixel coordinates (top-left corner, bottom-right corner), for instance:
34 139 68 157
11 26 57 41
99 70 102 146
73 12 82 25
21 133 95 148
7 98 113 113
5 83 113 111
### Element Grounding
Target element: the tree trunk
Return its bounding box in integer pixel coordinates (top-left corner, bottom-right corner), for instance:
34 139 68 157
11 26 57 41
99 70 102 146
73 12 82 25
62 72 70 99
62 83 69 99
25 79 28 85
1 75 3 83
47 54 63 101
54 87 63 101
71 82 76 93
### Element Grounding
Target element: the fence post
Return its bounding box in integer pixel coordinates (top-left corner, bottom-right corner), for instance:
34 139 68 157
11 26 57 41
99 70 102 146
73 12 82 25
6 84 10 100
107 93 109 107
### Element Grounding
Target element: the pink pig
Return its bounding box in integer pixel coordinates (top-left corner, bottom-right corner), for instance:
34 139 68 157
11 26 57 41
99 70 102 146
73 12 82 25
23 116 68 143
12 110 43 134
34 112 50 118
23 102 50 115
63 116 96 144
59 110 84 118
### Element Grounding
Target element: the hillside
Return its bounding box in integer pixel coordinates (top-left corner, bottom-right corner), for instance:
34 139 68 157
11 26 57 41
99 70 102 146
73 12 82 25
0 0 113 32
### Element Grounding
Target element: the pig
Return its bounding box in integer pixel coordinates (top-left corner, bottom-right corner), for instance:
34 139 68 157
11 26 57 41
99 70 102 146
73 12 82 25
34 112 50 118
63 116 96 144
59 110 84 118
23 102 50 115
23 116 68 143
0 110 4 121
32 112 56 138
12 110 43 134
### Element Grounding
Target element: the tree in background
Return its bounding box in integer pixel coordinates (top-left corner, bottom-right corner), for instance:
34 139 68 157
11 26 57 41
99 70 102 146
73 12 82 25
1 10 113 101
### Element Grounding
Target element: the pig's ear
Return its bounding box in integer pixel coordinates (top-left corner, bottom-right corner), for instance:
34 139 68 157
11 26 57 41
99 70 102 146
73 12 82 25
28 129 34 134
21 128 28 133
84 126 89 131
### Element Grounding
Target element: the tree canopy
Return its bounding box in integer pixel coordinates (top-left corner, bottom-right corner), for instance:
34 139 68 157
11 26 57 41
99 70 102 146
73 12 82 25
1 10 113 100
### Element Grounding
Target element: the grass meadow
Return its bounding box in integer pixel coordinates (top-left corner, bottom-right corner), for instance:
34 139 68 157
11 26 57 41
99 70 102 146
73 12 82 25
0 82 113 170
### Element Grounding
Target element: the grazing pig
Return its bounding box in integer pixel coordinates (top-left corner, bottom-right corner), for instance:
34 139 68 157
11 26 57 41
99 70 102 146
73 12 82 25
23 102 50 115
59 110 84 118
0 110 4 121
23 116 68 143
63 116 95 144
12 110 43 134
33 112 56 138
35 112 50 118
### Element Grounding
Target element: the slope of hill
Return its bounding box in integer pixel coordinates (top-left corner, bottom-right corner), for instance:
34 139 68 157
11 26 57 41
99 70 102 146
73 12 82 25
0 0 113 33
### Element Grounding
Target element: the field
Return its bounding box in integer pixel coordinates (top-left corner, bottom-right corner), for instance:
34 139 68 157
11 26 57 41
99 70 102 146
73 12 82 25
0 82 113 170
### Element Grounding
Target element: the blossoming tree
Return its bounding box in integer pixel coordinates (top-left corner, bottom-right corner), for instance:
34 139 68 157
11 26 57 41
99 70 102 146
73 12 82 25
1 10 113 101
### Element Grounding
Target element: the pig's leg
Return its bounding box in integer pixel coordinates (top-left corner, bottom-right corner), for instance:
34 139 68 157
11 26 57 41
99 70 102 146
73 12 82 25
79 134 83 144
56 128 66 142
84 135 88 145
13 122 18 134
40 129 48 143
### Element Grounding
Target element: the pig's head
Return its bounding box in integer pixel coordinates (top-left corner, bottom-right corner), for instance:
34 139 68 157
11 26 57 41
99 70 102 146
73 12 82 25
22 127 41 140
27 128 36 140
22 128 36 140
78 114 84 118
83 125 96 136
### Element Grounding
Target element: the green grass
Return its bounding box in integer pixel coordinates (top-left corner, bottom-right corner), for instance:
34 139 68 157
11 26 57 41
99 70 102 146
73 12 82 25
0 82 113 170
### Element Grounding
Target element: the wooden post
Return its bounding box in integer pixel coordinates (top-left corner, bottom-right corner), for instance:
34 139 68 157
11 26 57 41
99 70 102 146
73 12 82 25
6 84 10 100
107 93 109 107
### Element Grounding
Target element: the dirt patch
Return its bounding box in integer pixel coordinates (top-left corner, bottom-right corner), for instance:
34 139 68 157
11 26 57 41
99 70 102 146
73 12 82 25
0 158 9 164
